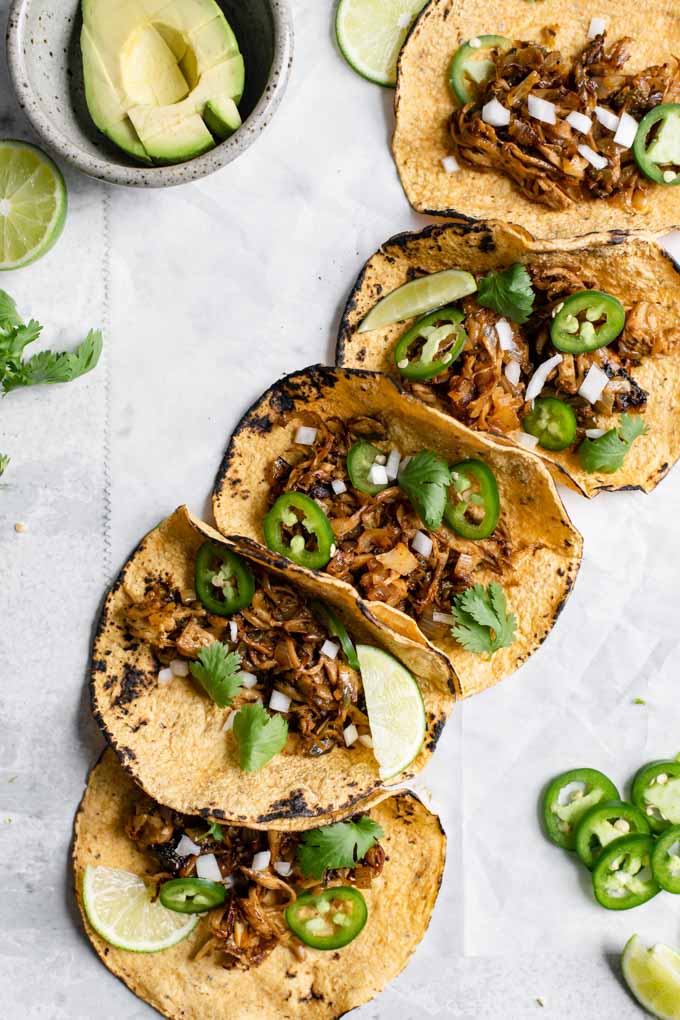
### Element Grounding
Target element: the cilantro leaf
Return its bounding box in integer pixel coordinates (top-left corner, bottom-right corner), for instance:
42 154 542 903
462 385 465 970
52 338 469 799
0 290 22 331
451 582 517 655
5 328 103 392
189 642 244 708
398 450 451 531
232 704 288 772
0 453 9 478
578 414 647 475
200 821 224 843
297 816 384 880
477 264 535 324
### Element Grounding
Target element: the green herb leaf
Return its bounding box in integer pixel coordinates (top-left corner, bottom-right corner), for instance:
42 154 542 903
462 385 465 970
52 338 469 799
232 704 288 773
578 414 647 475
398 450 451 531
189 642 244 708
633 698 647 706
477 264 535 324
0 453 9 478
0 291 22 332
297 816 384 880
200 821 225 843
451 582 517 655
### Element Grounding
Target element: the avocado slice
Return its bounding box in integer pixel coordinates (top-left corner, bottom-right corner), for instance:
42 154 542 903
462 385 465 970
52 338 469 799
81 0 244 165
203 97 241 140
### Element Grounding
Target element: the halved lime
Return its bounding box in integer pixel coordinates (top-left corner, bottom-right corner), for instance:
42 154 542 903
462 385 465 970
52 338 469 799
357 644 426 779
358 269 477 332
82 866 199 953
0 141 67 271
622 935 680 1019
336 0 428 87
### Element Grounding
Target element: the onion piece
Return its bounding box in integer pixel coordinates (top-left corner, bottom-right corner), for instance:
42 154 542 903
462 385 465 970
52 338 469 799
343 724 359 747
252 851 271 872
613 111 638 149
331 478 347 495
412 530 433 557
385 448 401 480
368 462 389 486
566 110 592 134
176 834 201 857
320 639 339 660
517 431 540 450
594 106 619 132
433 611 457 625
269 689 292 713
588 16 607 37
482 98 510 127
578 144 608 170
196 853 222 883
239 671 258 689
295 426 317 446
222 711 235 732
525 353 563 401
358 734 374 748
158 667 174 684
229 620 238 642
170 659 188 677
585 428 606 439
579 364 609 404
528 94 556 125
504 360 521 386
495 318 515 351
441 155 460 173
399 454 412 473
274 860 293 877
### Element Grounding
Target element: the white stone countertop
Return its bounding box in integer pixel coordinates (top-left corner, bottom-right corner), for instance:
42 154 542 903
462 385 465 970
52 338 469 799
1 2 680 1017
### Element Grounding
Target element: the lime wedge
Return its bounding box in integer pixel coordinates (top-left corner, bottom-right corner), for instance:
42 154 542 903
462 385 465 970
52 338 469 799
0 141 67 271
336 0 428 87
358 269 477 332
622 935 680 1019
357 644 426 779
82 866 199 953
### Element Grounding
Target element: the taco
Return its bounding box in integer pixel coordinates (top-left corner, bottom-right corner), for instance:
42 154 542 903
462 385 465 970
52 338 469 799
336 220 680 497
392 0 680 237
212 365 582 698
73 749 446 1020
91 505 455 829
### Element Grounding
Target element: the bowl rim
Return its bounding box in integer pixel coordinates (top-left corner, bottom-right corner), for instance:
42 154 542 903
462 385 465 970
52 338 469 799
5 0 294 188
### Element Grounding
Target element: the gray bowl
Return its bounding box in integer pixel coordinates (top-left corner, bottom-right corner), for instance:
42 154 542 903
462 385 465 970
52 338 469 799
6 0 293 187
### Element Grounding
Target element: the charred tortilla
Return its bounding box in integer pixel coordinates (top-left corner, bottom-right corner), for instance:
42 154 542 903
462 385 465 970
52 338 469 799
73 750 446 1020
212 365 582 697
336 220 680 497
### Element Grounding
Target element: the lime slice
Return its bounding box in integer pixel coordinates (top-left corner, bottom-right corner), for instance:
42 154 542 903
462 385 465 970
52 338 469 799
336 0 428 87
622 935 680 1019
82 866 199 953
358 269 477 332
0 141 67 271
357 644 426 779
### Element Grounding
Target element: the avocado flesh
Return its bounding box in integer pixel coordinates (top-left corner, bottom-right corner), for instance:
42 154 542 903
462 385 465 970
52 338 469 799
81 0 244 165
203 97 241 140
142 114 214 164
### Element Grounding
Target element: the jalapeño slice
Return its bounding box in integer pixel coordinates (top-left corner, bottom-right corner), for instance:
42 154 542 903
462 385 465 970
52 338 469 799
159 877 226 914
285 887 367 950
633 103 680 185
592 834 659 911
574 800 651 870
195 542 255 616
444 459 499 540
542 767 619 851
449 35 512 105
263 493 334 570
551 290 625 354
393 306 467 380
347 440 389 496
631 759 680 835
310 599 360 670
522 397 577 452
650 825 680 894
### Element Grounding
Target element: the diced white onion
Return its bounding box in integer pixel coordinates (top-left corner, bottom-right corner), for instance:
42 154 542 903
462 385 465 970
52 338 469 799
385 448 402 481
375 453 387 465
482 98 510 127
170 659 189 677
399 454 412 473
588 16 607 38
158 667 174 684
613 111 638 149
222 711 235 732
517 431 540 450
330 543 337 557
433 611 457 625
332 478 347 495
397 12 410 28
579 364 609 404
528 94 556 125
525 353 562 401
274 860 293 877
442 155 460 173
196 854 222 883
397 358 409 369
663 170 678 184
578 144 608 170
343 724 359 747
176 834 201 857
495 318 515 350
358 734 374 748
252 851 271 872
295 426 317 446
595 106 619 132
368 462 389 486
585 428 606 439
504 360 521 386
229 620 238 642
269 689 292 713
412 531 433 557
469 36 481 48
239 671 258 689
320 639 340 660
566 110 592 134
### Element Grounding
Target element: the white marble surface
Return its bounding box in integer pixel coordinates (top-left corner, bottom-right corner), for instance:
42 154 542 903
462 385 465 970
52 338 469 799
1 3 680 1017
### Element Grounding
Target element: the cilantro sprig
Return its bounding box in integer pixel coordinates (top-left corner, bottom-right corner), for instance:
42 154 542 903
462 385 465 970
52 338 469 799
477 264 535 324
232 704 288 773
190 642 244 708
200 821 225 843
297 816 384 880
451 582 517 655
0 289 102 395
0 454 9 478
578 414 647 475
398 450 451 531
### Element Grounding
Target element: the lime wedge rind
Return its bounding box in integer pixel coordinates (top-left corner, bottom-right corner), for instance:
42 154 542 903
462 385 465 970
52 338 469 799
357 644 426 780
0 141 67 271
358 269 478 332
622 934 680 1020
336 0 428 88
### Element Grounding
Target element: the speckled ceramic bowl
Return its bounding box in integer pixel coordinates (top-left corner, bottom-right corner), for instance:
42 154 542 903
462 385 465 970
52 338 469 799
6 0 293 187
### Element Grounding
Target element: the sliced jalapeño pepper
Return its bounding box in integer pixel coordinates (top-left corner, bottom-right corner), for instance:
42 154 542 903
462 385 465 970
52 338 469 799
449 35 512 105
522 396 577 451
310 599 359 670
542 767 619 851
631 759 680 835
195 542 255 616
592 834 659 910
393 306 467 381
263 493 334 570
159 877 226 914
651 825 680 893
633 103 680 185
285 887 367 950
574 800 650 870
444 459 500 540
347 441 388 496
550 290 625 354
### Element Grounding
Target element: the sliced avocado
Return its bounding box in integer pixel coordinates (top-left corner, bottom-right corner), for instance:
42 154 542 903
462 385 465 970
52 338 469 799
141 114 214 164
203 97 241 140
